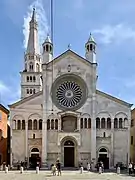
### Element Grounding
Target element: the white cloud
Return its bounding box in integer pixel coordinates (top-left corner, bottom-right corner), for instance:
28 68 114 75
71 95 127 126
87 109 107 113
23 0 49 49
93 24 135 44
0 81 10 94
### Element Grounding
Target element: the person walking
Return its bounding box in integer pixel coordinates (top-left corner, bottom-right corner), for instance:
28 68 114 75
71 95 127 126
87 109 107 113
87 162 91 172
128 162 132 175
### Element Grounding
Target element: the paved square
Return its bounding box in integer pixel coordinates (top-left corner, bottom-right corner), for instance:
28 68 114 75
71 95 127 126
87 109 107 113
0 170 134 180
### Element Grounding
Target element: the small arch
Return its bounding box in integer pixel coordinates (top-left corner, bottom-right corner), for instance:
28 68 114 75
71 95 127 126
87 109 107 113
28 119 32 130
26 89 29 94
33 76 36 82
33 89 36 94
101 118 105 128
90 44 93 51
47 119 50 130
17 120 21 130
119 118 123 128
46 44 49 52
30 76 32 82
29 62 33 71
87 45 89 51
84 118 87 128
64 140 74 146
26 76 29 82
33 134 35 139
51 119 54 129
55 119 58 130
30 89 33 94
96 117 100 129
114 118 118 129
22 120 25 130
107 118 111 129
88 118 91 128
99 148 107 152
31 148 39 152
80 118 83 129
33 119 37 130
39 119 42 130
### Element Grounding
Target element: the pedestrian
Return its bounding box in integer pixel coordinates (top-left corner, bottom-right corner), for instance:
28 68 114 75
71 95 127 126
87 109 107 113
87 162 91 172
56 160 61 176
51 164 56 176
128 162 132 175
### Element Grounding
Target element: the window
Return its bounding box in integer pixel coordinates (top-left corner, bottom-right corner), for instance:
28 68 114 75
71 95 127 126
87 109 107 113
80 118 83 129
22 120 25 130
87 45 89 51
55 119 58 130
33 89 36 94
51 119 54 129
29 62 33 71
131 119 134 127
101 118 105 128
33 76 36 82
96 118 100 129
114 118 118 129
39 119 42 130
26 89 29 94
33 134 35 139
47 119 50 130
103 132 106 137
90 44 93 51
26 76 29 82
46 44 49 52
88 118 91 128
30 76 32 82
119 118 123 128
33 119 37 130
30 89 32 94
84 118 87 128
17 120 21 130
131 136 133 145
28 120 32 130
107 118 111 129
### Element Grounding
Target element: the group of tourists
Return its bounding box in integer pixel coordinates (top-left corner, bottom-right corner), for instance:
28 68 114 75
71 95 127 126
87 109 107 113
51 160 61 176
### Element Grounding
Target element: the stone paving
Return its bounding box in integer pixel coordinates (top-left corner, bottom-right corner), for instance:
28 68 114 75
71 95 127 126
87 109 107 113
0 170 134 180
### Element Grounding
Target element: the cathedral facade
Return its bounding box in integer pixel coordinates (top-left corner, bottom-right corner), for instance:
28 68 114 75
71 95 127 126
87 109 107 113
9 9 132 169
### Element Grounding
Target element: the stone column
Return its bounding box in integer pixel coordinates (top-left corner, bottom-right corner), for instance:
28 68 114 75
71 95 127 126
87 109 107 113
58 117 61 131
25 121 28 163
77 117 80 131
42 64 48 168
91 94 97 166
110 117 114 167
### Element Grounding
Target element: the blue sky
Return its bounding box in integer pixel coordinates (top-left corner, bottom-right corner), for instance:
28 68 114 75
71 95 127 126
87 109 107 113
0 0 135 108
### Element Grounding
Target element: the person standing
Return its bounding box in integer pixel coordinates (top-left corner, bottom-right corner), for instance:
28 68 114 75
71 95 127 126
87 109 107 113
56 160 61 176
128 162 132 175
87 162 91 172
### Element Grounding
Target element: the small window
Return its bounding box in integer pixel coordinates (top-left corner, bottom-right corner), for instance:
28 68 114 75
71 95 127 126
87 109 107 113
87 45 89 51
33 134 35 139
27 76 29 82
46 44 49 52
131 119 134 127
33 76 36 82
103 132 106 137
30 76 32 82
26 89 29 94
80 118 83 129
90 44 93 51
33 89 36 94
30 89 32 94
84 118 87 128
131 136 133 145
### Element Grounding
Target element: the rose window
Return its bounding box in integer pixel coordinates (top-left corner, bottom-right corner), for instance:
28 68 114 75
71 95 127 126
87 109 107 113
51 74 88 111
56 81 82 108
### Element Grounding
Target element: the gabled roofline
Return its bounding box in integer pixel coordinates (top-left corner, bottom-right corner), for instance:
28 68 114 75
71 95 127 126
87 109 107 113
42 49 97 67
0 104 9 114
96 90 133 108
8 91 42 108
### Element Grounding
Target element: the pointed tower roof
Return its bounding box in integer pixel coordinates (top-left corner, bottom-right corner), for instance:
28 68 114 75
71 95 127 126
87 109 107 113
87 33 96 44
26 8 40 54
45 34 52 44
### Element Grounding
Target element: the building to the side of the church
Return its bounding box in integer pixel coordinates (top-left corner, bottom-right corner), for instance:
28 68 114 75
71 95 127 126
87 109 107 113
9 8 132 169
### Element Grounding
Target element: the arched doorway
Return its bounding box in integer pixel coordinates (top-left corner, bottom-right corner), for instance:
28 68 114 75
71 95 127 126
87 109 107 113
64 140 75 167
98 148 109 169
29 148 41 169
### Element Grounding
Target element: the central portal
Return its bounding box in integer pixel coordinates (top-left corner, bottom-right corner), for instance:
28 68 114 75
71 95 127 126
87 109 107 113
64 140 74 167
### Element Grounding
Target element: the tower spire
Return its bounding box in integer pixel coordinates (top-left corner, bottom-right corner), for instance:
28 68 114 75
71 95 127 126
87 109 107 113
26 7 39 54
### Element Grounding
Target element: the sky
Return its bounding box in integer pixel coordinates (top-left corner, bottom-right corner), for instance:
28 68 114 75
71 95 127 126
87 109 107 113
0 0 135 108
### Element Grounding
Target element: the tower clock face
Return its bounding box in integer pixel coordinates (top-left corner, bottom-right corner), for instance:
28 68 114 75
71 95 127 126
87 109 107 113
51 74 88 111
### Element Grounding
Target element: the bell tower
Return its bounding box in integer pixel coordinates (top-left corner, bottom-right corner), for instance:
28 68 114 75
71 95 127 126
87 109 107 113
85 33 96 63
20 8 42 99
